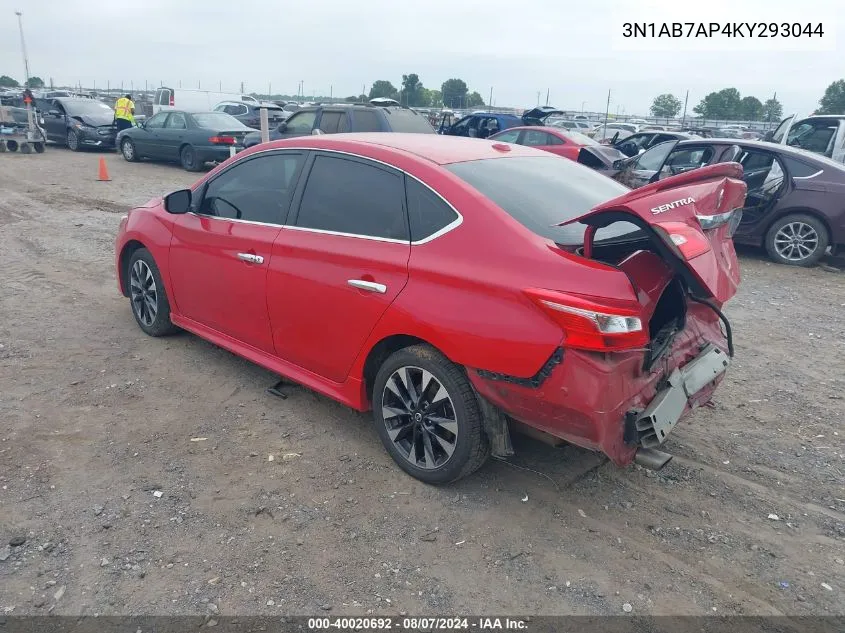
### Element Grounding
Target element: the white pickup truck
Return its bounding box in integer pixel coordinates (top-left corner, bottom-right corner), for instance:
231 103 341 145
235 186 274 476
765 114 845 164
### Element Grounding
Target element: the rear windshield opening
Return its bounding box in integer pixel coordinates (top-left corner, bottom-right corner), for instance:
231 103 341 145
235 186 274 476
445 156 637 245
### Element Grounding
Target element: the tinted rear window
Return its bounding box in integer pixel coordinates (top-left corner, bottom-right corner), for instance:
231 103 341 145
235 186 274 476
445 156 636 245
353 110 382 132
383 108 435 133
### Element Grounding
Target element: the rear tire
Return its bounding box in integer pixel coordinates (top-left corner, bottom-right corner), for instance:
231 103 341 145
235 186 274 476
121 138 138 162
127 248 179 337
66 129 81 151
180 145 202 171
765 213 829 267
372 345 490 485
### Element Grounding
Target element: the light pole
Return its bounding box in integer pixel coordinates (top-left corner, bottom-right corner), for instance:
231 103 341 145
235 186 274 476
581 101 586 113
15 11 31 86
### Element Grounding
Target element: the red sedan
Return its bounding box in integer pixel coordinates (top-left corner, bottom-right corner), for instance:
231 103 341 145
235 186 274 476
488 125 628 169
115 134 745 484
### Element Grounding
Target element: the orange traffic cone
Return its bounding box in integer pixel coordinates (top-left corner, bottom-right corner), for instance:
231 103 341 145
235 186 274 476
97 157 111 181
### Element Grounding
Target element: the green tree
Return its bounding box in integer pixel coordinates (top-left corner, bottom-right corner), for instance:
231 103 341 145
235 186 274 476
763 97 784 122
0 75 19 88
26 76 45 89
441 78 468 108
466 91 485 107
401 73 425 107
738 96 764 121
818 79 845 114
650 93 682 117
693 88 742 119
427 89 443 107
368 80 398 101
344 95 359 102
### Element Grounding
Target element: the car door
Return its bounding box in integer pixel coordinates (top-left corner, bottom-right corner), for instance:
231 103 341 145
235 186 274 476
168 151 307 353
732 148 786 239
133 111 169 158
43 100 67 142
156 112 188 160
316 110 343 134
267 152 411 382
612 140 679 188
520 129 572 158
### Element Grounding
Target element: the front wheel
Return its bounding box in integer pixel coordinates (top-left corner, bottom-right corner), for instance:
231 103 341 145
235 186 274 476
765 213 829 267
121 138 138 162
127 248 179 337
180 145 202 171
66 129 80 151
372 345 490 485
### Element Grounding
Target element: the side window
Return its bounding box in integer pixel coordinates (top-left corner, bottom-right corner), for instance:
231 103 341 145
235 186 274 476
492 129 520 143
406 177 459 242
285 111 316 134
522 130 552 146
546 134 564 146
337 113 350 133
739 150 783 192
165 113 187 129
145 112 169 129
353 110 382 132
787 121 837 155
633 141 677 171
213 104 227 113
296 155 407 240
318 111 343 134
198 153 305 224
665 146 714 169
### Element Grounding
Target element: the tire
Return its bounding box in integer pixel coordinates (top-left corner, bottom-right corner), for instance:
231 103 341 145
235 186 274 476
20 143 32 154
765 213 829 267
180 145 202 171
66 129 80 151
33 142 45 153
126 248 179 337
0 142 6 153
372 344 490 485
121 138 138 162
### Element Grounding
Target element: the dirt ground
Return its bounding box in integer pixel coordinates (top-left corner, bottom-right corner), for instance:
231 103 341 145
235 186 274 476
0 148 843 618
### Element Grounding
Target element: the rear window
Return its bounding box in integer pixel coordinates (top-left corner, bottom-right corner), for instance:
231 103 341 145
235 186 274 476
445 156 636 245
383 108 435 133
353 110 382 132
192 112 246 129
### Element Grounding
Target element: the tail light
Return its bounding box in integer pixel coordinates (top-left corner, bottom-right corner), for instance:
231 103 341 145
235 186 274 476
652 222 712 260
696 208 743 237
169 93 174 107
525 288 647 352
209 136 236 145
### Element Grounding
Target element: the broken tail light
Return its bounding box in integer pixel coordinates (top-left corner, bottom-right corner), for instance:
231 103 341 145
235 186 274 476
652 222 712 260
696 208 743 238
525 288 647 352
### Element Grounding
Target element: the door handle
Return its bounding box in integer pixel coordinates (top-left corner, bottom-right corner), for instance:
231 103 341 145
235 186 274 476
347 279 387 294
237 252 264 264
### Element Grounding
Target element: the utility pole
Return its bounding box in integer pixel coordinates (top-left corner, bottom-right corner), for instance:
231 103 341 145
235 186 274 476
268 81 271 98
15 11 30 86
330 85 332 102
489 86 493 107
240 81 244 93
581 100 586 113
603 89 611 138
545 88 549 106
536 91 541 105
681 89 689 126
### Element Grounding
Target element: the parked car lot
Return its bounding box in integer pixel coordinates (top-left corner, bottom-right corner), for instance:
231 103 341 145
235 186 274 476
1 147 843 617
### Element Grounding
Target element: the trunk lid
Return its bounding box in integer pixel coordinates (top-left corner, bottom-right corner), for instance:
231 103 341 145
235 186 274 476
522 106 564 125
559 163 747 304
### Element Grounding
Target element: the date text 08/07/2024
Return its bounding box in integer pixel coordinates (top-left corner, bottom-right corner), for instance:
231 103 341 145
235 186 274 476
622 22 824 38
307 617 529 630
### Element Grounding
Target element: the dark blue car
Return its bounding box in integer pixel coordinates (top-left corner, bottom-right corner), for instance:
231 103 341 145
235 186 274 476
438 107 563 138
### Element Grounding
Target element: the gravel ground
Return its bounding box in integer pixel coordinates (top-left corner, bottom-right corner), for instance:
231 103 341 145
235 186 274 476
0 148 843 618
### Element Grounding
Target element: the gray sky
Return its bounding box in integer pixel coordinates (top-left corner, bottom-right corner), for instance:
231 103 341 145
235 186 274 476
1 0 841 116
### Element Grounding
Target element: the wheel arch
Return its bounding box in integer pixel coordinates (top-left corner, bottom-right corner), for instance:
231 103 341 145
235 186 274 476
361 334 443 407
118 240 147 296
762 207 833 246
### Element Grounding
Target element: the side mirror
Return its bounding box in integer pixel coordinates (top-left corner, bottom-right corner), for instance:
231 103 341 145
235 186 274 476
311 128 324 135
612 159 625 170
164 189 192 214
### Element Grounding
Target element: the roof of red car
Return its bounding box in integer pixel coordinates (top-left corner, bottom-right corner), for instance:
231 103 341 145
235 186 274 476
259 133 544 165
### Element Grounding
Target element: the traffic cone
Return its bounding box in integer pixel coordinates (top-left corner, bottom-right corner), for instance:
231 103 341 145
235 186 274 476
97 157 111 181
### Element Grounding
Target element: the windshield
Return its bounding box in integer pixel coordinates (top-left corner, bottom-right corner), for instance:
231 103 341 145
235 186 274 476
446 156 638 245
382 108 435 133
63 100 113 115
192 112 249 129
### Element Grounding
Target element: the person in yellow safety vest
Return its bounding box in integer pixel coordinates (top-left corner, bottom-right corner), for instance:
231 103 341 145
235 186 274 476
114 94 135 134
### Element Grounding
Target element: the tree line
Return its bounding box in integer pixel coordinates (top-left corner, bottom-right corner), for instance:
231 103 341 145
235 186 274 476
650 79 845 121
347 75 485 109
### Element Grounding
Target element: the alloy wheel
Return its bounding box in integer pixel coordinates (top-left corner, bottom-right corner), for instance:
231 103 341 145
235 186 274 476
381 366 458 470
122 140 134 160
67 130 78 151
130 259 158 327
774 221 819 262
